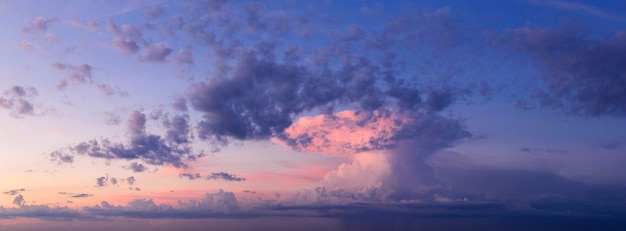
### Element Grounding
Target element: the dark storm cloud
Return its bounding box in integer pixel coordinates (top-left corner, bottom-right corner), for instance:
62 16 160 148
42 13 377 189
505 26 626 116
186 47 466 147
0 85 38 117
433 166 626 202
174 4 486 150
51 110 203 168
2 190 626 230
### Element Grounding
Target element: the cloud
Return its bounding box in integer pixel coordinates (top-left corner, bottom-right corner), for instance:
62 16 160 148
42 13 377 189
21 16 57 34
187 46 465 147
179 173 202 180
95 175 135 187
140 42 173 62
82 189 241 218
104 111 122 126
3 188 26 196
127 162 148 172
106 21 144 54
70 194 93 198
504 26 626 116
49 151 74 164
173 49 194 67
58 192 93 198
207 172 246 182
50 63 93 88
49 63 127 97
527 0 624 21
179 172 246 181
96 176 108 187
144 5 166 20
12 195 25 206
125 176 136 186
96 83 128 97
0 85 38 117
276 109 463 156
51 111 203 168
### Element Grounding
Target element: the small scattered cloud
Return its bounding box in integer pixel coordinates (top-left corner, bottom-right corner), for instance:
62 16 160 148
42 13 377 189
3 188 26 196
140 42 173 62
127 162 148 172
21 16 58 34
0 85 39 118
50 111 203 168
179 172 246 182
95 175 136 187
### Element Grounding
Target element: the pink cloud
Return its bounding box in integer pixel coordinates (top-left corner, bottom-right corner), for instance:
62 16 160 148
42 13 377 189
276 110 411 156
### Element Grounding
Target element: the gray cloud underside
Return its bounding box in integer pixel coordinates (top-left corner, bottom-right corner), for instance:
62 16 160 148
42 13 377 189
48 1 626 169
51 111 203 168
179 172 246 181
1 187 625 231
0 85 38 117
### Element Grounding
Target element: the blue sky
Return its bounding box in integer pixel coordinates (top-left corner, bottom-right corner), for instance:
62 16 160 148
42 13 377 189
1 0 626 230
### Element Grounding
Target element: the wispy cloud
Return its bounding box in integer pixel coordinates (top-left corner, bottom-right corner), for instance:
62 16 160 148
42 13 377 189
527 0 625 22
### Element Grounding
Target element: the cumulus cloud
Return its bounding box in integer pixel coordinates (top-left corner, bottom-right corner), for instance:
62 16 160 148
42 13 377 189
12 195 25 206
0 85 38 117
50 111 203 168
186 47 464 147
505 26 626 116
126 176 136 185
82 189 240 218
50 63 93 88
127 162 148 172
179 173 202 180
106 21 144 54
140 42 173 62
95 175 136 188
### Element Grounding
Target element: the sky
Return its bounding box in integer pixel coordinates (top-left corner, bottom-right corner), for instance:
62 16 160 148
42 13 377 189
1 0 626 230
